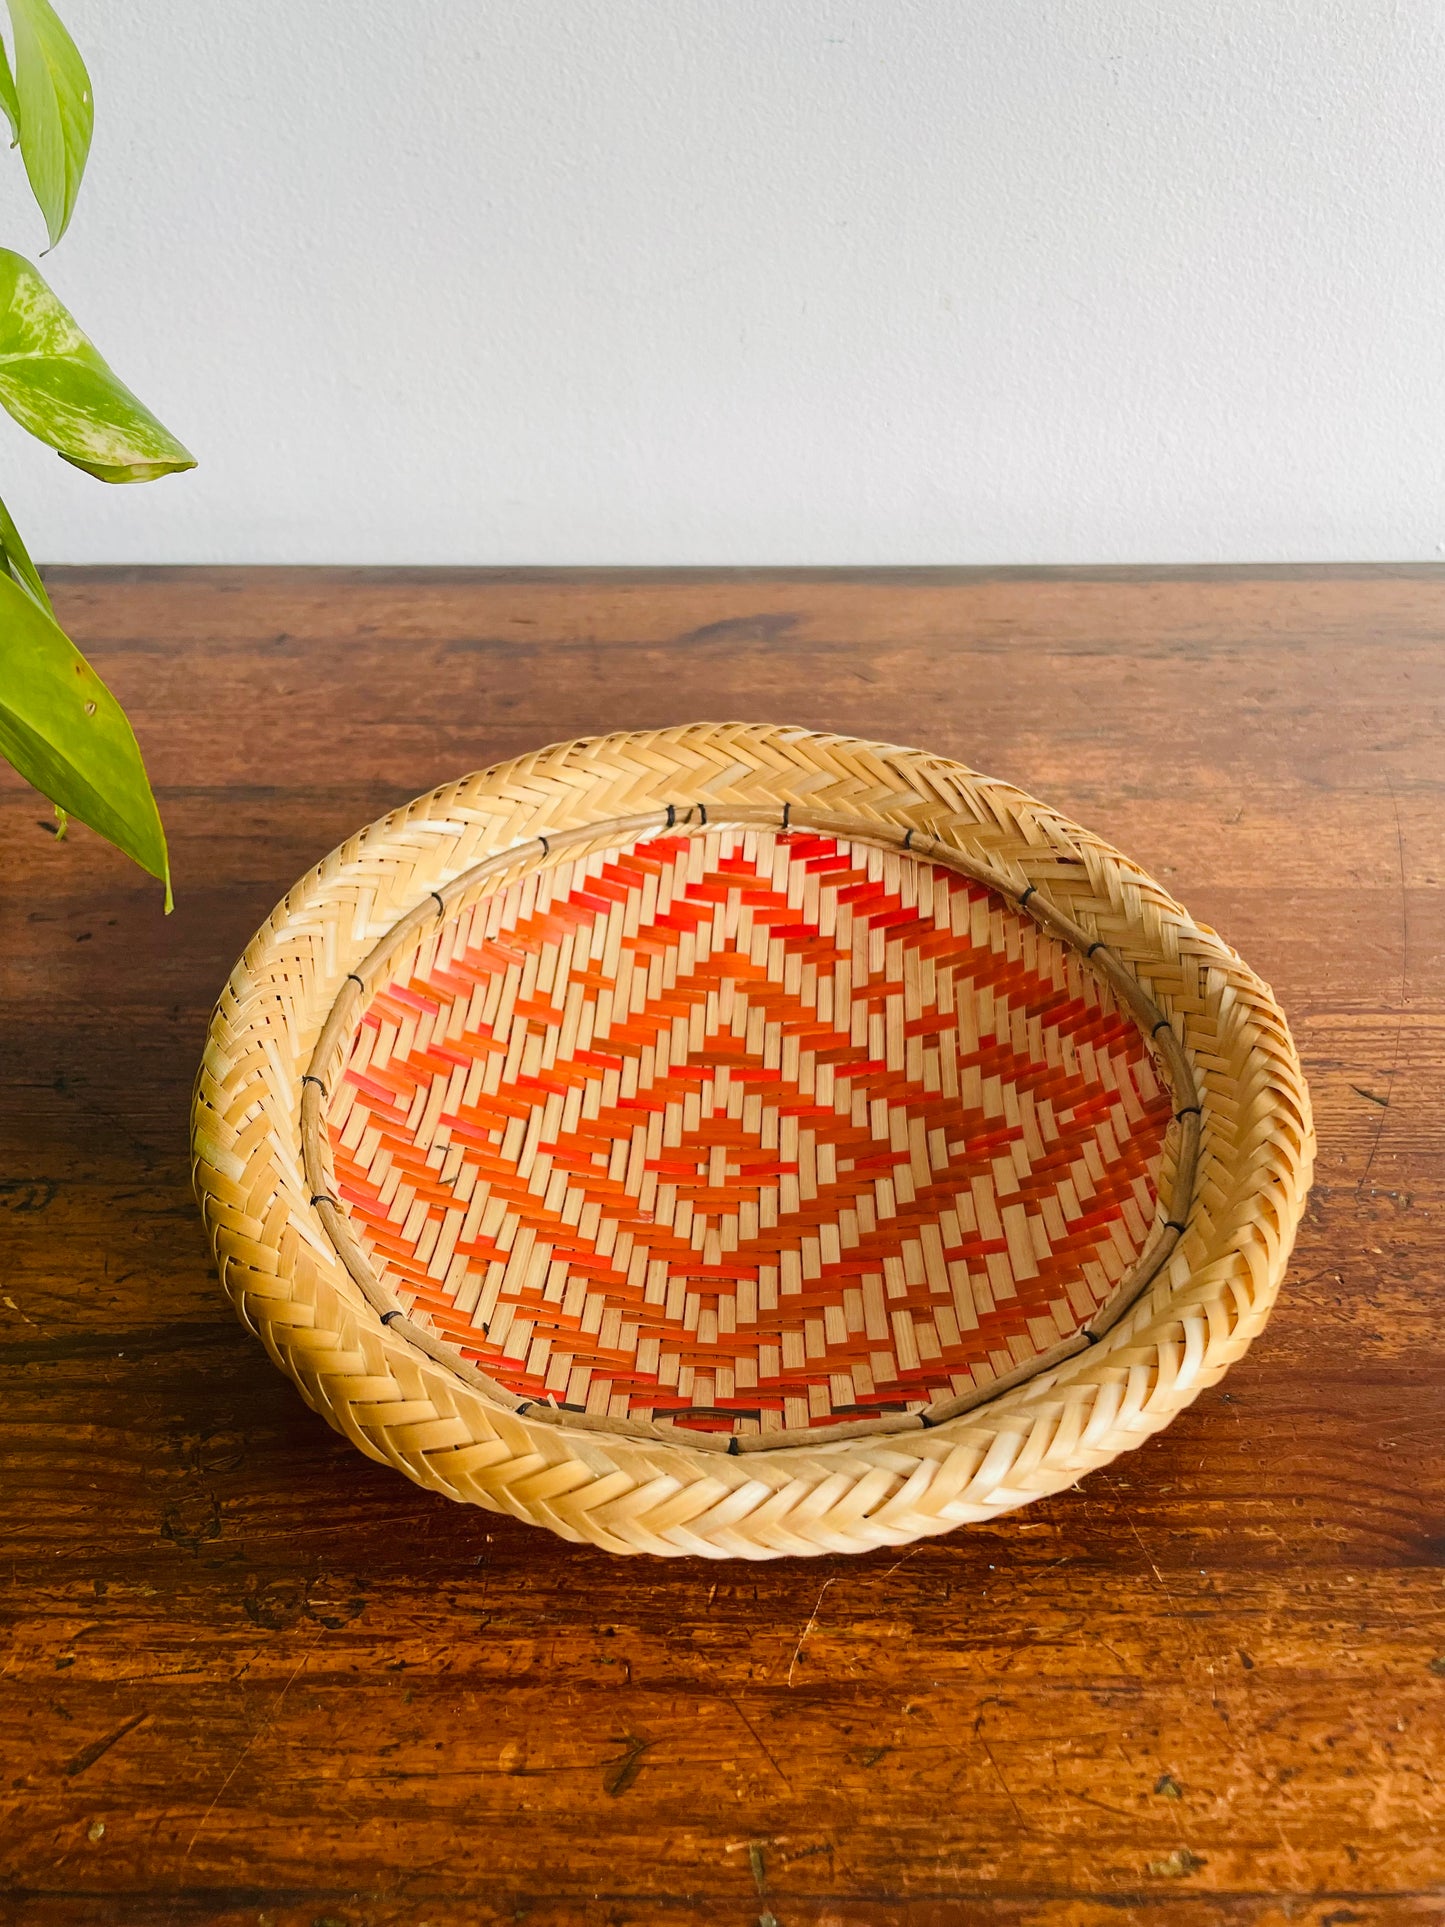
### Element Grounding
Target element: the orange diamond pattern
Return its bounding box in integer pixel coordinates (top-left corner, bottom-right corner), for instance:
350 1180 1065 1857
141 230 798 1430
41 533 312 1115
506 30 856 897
327 830 1172 1433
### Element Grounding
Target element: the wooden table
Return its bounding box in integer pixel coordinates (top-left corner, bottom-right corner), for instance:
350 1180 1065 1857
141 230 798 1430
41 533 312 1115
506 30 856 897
4 567 1442 1926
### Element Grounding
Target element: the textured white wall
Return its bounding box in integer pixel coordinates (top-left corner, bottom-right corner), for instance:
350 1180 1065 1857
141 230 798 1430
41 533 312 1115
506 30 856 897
7 0 1444 564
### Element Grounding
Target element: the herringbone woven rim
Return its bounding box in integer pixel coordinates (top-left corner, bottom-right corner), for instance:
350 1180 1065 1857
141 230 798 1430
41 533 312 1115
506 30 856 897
192 723 1314 1560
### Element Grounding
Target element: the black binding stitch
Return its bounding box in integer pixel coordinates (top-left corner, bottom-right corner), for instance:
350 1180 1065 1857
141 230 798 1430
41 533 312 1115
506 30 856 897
1152 1017 1171 1036
1017 883 1037 908
665 803 676 827
1086 940 1105 957
430 890 445 916
346 972 364 989
1165 1219 1188 1233
309 1193 336 1208
781 802 792 830
538 835 550 856
380 1310 402 1325
1175 1104 1202 1120
727 1437 741 1454
1082 1327 1101 1345
696 803 708 825
301 1074 325 1091
903 828 915 850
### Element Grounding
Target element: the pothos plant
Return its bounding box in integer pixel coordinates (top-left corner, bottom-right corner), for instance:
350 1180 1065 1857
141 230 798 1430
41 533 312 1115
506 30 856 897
0 0 192 909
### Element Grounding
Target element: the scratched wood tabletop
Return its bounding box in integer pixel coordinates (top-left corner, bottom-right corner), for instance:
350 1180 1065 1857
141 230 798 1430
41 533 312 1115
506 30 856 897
3 567 1443 1927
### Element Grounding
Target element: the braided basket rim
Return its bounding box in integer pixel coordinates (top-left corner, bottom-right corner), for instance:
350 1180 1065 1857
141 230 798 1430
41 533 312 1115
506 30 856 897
191 723 1314 1559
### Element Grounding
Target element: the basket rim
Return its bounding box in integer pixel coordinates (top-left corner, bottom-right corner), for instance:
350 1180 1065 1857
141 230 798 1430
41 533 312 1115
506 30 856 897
192 722 1314 1558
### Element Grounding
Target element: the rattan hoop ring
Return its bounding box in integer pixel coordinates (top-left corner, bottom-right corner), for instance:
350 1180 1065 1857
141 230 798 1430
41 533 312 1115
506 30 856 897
192 723 1313 1559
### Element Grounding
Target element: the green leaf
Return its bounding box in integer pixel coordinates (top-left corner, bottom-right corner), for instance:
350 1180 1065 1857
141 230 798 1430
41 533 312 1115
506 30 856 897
0 36 21 146
7 0 90 246
0 486 52 612
0 568 169 903
0 249 195 481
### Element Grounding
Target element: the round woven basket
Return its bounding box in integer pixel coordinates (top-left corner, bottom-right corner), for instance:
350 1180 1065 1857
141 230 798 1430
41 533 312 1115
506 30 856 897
192 723 1313 1559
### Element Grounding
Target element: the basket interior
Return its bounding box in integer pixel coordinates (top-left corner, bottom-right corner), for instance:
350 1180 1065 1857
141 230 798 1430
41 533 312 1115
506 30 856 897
323 827 1174 1436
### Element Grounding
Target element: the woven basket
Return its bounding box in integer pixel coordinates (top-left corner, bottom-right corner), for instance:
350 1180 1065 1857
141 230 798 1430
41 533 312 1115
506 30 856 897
192 723 1312 1559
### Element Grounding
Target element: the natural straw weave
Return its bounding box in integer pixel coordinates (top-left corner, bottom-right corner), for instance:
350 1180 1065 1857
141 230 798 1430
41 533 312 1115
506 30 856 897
192 723 1313 1559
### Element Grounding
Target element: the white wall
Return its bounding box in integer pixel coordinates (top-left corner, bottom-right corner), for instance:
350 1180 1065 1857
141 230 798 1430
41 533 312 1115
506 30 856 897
9 1 1444 565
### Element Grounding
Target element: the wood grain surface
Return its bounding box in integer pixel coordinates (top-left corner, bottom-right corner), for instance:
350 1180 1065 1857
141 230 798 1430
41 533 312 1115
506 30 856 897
2 567 1442 1927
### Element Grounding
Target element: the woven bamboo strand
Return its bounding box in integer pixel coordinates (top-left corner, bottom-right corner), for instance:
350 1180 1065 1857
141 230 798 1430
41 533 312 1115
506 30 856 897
192 723 1313 1559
